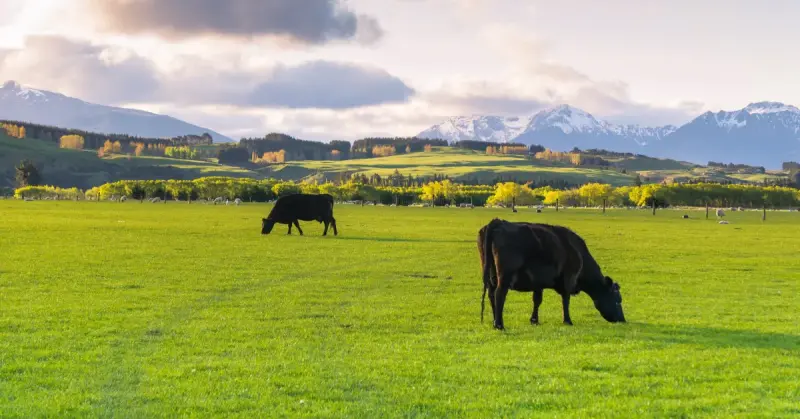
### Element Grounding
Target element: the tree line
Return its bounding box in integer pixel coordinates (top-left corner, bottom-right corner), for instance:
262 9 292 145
10 177 800 209
0 119 213 150
238 133 351 162
350 137 448 157
707 161 766 174
1 122 26 139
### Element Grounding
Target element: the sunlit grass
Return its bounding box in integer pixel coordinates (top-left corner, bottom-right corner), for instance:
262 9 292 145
1 202 799 417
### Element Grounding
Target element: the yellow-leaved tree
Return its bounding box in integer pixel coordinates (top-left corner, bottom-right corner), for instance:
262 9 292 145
59 135 85 150
487 182 539 206
421 179 458 204
577 182 613 206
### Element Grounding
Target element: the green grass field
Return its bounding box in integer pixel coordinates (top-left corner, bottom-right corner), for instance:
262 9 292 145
2 202 799 417
267 148 640 186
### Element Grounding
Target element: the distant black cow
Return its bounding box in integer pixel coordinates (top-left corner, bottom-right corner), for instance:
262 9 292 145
478 218 625 330
261 193 338 236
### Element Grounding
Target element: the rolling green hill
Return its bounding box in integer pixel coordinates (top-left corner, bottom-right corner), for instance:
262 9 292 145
2 132 792 189
0 134 259 189
263 147 638 186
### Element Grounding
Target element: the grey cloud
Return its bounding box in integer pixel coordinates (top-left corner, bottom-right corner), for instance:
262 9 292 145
91 0 383 45
426 81 697 127
247 61 415 109
1 36 413 110
571 84 700 126
0 36 160 104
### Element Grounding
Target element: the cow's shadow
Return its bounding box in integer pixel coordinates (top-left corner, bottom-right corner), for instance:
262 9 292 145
334 236 472 244
619 322 800 351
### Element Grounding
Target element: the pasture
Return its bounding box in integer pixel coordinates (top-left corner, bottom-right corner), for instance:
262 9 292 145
1 201 799 417
269 147 642 186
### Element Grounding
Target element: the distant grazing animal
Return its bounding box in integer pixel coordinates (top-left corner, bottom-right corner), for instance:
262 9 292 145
234 198 242 206
261 193 338 236
716 209 725 218
151 197 161 203
719 220 729 225
120 196 127 202
478 218 625 330
682 214 689 219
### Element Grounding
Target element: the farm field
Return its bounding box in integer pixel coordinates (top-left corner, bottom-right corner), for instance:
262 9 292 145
1 202 800 417
267 148 643 186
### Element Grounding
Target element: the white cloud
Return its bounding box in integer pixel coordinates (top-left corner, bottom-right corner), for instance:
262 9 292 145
0 36 416 110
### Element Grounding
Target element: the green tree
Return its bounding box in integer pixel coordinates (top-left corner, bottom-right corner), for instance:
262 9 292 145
272 182 301 198
15 160 41 187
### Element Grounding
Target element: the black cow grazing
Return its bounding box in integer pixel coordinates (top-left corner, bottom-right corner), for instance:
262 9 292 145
261 193 338 236
478 218 625 330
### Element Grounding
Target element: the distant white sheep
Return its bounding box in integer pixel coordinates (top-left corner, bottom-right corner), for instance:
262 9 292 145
719 220 729 225
716 209 725 218
234 198 242 206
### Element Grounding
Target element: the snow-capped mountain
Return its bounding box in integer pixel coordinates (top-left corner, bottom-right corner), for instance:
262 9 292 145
0 81 233 142
418 102 800 167
648 101 800 167
515 105 677 151
417 115 531 143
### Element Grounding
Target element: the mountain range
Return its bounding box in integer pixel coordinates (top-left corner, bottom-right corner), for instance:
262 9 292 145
418 103 800 168
0 81 233 143
3 79 799 168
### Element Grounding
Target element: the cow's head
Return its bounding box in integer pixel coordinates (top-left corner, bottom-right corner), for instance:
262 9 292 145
592 276 626 323
261 218 275 235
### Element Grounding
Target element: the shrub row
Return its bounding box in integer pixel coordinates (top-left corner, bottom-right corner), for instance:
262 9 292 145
11 178 800 208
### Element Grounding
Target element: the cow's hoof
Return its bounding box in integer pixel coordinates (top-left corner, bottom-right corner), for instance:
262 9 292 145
563 320 573 326
530 319 540 325
493 324 505 331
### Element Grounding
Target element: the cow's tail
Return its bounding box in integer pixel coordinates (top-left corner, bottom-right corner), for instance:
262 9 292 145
481 219 501 323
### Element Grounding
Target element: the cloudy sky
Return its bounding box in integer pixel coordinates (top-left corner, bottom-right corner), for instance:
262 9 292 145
1 0 799 141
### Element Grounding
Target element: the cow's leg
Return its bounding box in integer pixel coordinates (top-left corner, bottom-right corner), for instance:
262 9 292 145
293 220 303 235
561 293 573 325
322 220 329 236
287 223 292 235
486 284 497 321
530 289 543 325
493 281 510 331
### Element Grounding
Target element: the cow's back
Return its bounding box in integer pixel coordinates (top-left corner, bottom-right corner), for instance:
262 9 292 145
532 223 603 289
486 221 599 294
268 194 334 221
